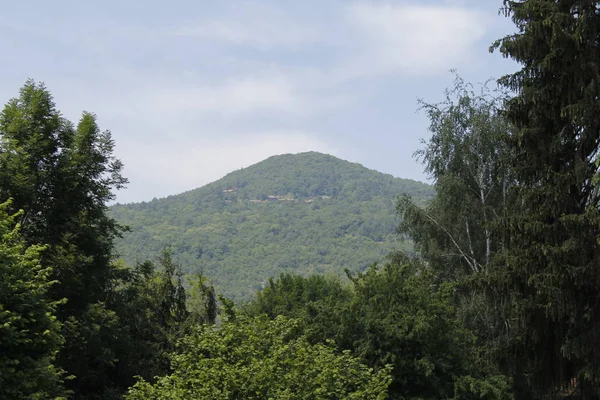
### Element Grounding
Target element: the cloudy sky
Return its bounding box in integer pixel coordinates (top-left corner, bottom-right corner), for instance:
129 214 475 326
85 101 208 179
0 0 518 204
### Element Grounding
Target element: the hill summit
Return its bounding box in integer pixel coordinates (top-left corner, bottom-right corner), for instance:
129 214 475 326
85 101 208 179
110 152 433 299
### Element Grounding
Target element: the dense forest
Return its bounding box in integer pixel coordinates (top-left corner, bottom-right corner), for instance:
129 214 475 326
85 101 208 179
3 1 600 399
109 152 433 299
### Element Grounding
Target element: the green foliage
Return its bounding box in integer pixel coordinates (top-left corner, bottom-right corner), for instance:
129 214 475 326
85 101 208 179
453 375 513 400
108 250 217 390
345 258 473 399
0 81 127 314
60 302 122 397
154 249 189 334
0 80 129 398
247 273 350 318
246 256 512 400
397 75 516 384
245 272 352 344
491 1 600 397
186 272 218 326
110 152 433 300
126 315 392 400
398 73 514 279
346 256 510 400
0 200 66 399
106 260 168 386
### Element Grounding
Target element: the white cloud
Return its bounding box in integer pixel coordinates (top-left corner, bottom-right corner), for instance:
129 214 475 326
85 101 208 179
174 3 320 49
122 70 350 118
114 131 338 203
147 76 297 115
174 2 490 82
48 75 344 204
337 2 488 80
52 68 348 126
175 20 319 48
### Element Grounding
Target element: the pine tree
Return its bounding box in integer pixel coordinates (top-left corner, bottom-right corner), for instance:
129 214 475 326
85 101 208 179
492 1 600 398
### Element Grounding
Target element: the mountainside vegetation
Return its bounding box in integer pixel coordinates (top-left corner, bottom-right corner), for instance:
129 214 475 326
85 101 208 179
110 152 434 299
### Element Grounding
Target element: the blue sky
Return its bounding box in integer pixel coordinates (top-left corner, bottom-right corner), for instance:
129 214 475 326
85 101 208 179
0 0 518 204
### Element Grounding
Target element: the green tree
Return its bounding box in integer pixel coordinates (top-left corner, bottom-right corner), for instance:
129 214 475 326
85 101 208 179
245 258 511 400
0 81 127 314
186 271 218 327
491 1 600 398
343 255 511 400
0 200 66 399
154 249 189 338
398 74 514 279
244 272 352 343
126 315 392 400
107 250 218 390
397 75 516 378
0 80 128 397
107 260 164 388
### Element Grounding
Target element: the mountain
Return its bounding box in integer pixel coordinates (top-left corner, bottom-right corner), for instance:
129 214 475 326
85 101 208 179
109 152 434 299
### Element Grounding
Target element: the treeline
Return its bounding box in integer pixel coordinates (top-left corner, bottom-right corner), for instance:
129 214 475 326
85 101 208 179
3 1 600 399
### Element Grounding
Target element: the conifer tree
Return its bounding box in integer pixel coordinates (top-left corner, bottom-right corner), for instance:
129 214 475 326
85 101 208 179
492 1 600 398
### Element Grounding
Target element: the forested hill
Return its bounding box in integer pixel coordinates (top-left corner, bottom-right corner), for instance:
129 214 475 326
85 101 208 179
110 152 433 299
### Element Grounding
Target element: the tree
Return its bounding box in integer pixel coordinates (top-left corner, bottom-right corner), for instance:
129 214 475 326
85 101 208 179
491 1 600 398
126 315 392 400
0 200 66 399
0 81 127 313
245 258 512 400
397 75 516 377
398 73 514 280
0 80 128 397
244 272 352 343
186 271 218 327
342 255 511 400
103 249 218 392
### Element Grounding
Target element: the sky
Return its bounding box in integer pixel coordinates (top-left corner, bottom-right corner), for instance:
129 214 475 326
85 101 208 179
0 0 518 204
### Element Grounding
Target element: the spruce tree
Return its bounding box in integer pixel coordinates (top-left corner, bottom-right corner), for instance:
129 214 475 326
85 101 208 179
492 1 600 398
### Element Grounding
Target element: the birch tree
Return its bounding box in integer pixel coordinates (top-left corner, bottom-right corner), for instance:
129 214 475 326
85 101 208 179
398 73 514 279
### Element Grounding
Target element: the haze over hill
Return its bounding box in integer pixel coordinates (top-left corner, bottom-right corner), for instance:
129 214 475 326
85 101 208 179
110 152 433 299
